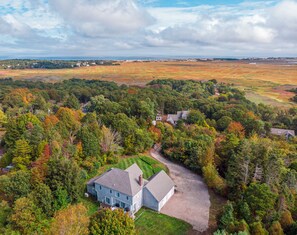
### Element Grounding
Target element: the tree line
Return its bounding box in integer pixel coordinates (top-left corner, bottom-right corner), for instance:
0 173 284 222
0 78 296 234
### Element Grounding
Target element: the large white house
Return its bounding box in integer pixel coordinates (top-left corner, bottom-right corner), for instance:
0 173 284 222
87 163 175 215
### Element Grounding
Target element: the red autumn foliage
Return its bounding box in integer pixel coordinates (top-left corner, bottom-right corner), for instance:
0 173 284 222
31 144 51 183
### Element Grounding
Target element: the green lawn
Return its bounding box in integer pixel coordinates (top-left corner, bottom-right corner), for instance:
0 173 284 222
79 197 99 216
97 155 168 179
135 208 192 235
115 156 167 179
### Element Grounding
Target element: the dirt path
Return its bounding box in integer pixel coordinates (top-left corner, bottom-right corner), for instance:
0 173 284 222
150 149 210 233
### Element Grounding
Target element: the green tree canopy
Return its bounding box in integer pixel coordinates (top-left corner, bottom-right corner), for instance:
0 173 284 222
46 157 83 203
244 183 277 220
89 209 136 235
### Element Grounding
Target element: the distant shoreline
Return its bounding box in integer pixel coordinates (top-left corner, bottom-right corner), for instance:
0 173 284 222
0 56 297 61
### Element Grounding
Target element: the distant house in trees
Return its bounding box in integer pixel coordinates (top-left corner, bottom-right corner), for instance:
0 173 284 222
270 128 295 139
155 112 167 123
166 111 189 125
156 113 163 121
87 163 175 216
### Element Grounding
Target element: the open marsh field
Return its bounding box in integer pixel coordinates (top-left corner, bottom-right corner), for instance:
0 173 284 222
1 60 296 107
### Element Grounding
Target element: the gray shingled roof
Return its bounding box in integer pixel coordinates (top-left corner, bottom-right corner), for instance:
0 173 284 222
167 114 179 122
90 163 143 196
271 128 295 137
167 111 189 123
126 163 142 178
144 170 175 202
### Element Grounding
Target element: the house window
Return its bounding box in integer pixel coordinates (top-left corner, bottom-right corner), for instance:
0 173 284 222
99 186 102 190
120 202 125 208
126 196 129 200
110 189 112 194
106 197 110 204
116 192 120 198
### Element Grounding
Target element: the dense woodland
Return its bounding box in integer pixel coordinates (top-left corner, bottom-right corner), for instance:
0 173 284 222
0 78 296 234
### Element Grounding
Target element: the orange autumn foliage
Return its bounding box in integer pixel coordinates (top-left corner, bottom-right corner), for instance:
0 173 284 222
246 111 258 120
280 210 294 229
12 88 35 105
44 115 59 129
56 107 84 122
148 126 162 142
31 144 51 183
227 121 245 139
127 88 138 94
50 204 89 235
4 88 36 107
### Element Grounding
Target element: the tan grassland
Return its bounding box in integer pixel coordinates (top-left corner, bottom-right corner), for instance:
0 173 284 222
0 61 296 108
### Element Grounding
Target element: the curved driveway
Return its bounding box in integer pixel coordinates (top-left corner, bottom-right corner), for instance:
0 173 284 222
150 149 210 233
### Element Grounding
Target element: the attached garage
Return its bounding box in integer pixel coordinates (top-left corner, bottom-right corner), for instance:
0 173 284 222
158 186 174 211
143 170 175 212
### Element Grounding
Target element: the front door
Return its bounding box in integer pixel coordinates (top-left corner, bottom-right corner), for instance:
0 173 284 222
120 201 125 208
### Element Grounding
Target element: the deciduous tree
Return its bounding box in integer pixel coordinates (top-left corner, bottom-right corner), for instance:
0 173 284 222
0 170 31 201
50 203 89 235
100 125 121 154
89 209 136 235
10 197 46 235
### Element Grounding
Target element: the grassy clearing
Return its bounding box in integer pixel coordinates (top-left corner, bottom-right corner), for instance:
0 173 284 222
79 197 99 216
97 155 168 179
135 208 192 235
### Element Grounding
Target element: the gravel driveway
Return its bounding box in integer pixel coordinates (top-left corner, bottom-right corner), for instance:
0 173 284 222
150 149 210 233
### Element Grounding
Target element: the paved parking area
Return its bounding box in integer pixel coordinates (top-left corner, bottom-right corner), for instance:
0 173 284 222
150 149 210 233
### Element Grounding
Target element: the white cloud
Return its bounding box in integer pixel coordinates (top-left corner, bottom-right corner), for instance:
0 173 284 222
143 0 297 55
267 0 297 40
0 0 297 57
48 0 154 37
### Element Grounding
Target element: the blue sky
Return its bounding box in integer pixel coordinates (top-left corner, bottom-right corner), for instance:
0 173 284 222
0 0 296 58
139 0 262 7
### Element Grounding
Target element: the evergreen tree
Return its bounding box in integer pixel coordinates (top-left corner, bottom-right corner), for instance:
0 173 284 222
12 139 32 169
29 183 54 217
244 183 277 220
46 157 83 202
64 94 80 110
219 202 235 230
